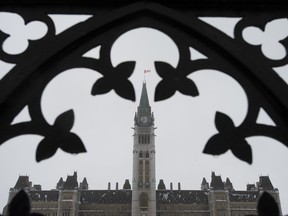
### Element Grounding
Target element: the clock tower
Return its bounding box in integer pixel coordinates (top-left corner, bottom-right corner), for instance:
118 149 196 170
132 82 156 216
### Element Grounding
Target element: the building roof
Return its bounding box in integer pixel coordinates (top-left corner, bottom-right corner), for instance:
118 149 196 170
10 172 279 208
123 179 131 190
224 178 233 190
201 178 209 190
29 191 59 202
80 189 208 205
258 176 274 191
138 82 151 114
26 188 261 204
229 191 260 202
80 190 132 204
156 190 208 204
82 177 88 185
247 183 256 191
14 176 30 189
201 178 208 185
210 172 224 190
158 179 166 190
80 177 89 190
63 172 78 190
56 177 64 189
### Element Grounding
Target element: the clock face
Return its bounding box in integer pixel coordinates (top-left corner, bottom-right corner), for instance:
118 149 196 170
140 116 148 123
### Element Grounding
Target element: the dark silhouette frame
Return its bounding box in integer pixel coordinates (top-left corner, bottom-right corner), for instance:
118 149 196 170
1 0 288 163
0 0 287 214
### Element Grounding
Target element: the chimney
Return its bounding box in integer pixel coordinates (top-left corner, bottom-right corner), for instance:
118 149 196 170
170 183 173 191
178 182 181 191
116 182 119 191
108 182 111 192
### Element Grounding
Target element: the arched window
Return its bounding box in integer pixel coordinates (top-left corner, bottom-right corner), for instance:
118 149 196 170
139 151 143 158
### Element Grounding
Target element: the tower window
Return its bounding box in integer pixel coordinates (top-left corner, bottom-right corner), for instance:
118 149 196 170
138 134 151 144
146 151 149 158
139 151 143 158
145 161 149 175
140 192 149 208
139 161 143 175
139 134 143 144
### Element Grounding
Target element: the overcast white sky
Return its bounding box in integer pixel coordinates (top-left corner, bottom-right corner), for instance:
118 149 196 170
0 14 288 214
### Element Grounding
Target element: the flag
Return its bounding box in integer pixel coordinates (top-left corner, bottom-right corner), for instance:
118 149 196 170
144 70 151 74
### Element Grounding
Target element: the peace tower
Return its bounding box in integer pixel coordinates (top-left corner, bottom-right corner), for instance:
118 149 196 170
132 82 156 216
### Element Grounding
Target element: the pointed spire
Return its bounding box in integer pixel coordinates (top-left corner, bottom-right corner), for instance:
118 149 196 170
224 178 233 190
157 179 166 190
201 178 209 191
123 179 131 190
138 82 151 114
201 177 208 185
81 177 89 190
56 177 64 190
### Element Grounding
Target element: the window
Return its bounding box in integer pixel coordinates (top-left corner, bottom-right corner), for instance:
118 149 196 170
145 161 149 175
140 192 149 208
138 134 151 144
139 161 143 175
146 151 149 158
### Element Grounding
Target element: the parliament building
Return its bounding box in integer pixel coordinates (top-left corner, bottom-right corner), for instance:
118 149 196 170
3 83 282 215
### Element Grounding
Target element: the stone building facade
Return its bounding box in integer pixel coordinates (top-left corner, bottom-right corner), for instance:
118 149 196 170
3 172 282 216
3 83 282 216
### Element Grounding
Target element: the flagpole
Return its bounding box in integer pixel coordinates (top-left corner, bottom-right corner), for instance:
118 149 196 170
144 69 151 83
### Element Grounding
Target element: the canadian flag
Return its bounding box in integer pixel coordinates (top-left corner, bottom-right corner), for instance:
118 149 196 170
144 70 151 73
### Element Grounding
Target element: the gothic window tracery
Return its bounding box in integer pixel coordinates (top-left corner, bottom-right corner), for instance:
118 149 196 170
0 1 287 212
0 2 286 165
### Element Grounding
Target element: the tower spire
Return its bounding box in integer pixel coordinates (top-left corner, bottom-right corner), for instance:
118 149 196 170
138 82 151 114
